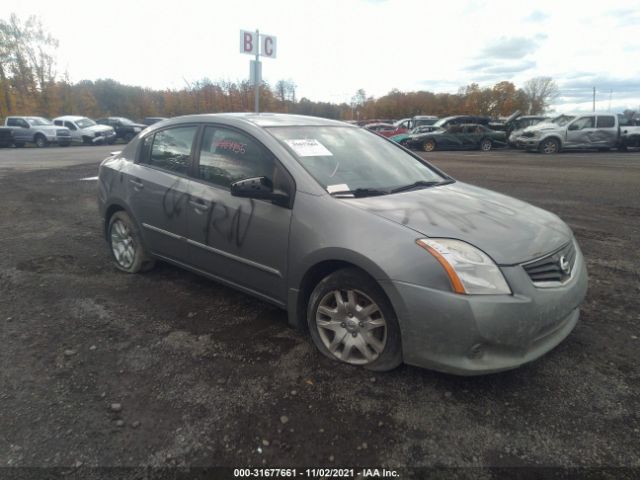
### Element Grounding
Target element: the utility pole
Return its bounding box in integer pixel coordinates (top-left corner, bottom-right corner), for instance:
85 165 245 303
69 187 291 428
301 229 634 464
592 87 596 112
254 29 260 113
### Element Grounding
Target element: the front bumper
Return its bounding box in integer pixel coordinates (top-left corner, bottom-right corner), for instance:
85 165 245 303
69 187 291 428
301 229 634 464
516 138 540 150
384 241 588 375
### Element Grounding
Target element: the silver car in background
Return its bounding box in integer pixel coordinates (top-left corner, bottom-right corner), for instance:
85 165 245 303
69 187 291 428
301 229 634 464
98 113 588 375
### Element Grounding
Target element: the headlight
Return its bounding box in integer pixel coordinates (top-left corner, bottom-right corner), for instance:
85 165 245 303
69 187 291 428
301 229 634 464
416 238 511 295
133 127 141 133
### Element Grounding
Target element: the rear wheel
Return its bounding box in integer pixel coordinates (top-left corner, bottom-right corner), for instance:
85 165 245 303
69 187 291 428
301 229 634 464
107 211 155 273
307 268 402 371
539 138 560 154
480 138 493 151
34 134 49 148
423 139 436 152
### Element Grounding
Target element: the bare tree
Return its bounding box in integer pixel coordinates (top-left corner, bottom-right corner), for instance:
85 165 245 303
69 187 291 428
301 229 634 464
523 76 559 114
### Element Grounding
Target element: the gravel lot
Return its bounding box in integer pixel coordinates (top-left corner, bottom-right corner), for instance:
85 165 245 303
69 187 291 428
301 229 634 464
0 146 638 475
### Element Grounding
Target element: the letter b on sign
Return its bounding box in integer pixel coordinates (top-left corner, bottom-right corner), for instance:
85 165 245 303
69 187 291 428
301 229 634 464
240 30 257 55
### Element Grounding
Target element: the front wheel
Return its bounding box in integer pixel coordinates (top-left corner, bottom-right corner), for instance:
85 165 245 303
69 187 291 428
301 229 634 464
480 138 493 151
423 139 436 152
539 138 560 154
107 211 155 273
307 268 402 371
34 134 49 148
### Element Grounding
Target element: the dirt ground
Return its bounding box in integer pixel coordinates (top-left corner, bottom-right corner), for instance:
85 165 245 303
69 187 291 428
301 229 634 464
0 146 638 477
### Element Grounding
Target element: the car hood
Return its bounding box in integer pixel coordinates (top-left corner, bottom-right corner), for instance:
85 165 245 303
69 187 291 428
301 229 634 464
345 182 572 265
85 125 114 133
523 121 561 133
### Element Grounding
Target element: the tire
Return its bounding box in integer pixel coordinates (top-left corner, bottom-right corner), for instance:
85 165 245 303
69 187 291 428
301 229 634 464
107 211 155 273
34 134 49 148
539 138 560 154
423 139 436 152
307 268 402 371
123 133 134 143
82 136 92 145
480 138 493 151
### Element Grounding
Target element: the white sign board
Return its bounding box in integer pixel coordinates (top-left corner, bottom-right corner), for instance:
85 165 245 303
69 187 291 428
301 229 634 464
250 60 262 85
240 30 257 55
260 34 277 58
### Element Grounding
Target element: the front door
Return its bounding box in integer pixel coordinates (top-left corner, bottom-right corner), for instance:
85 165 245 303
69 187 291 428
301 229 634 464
565 116 595 148
186 125 292 304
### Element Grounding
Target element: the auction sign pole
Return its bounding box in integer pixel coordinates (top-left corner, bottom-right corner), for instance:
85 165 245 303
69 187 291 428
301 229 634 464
240 29 277 113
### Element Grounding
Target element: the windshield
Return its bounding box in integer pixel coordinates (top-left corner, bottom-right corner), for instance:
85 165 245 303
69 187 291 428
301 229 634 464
268 126 446 193
76 118 96 128
115 117 135 125
433 117 452 127
551 115 575 126
27 117 52 126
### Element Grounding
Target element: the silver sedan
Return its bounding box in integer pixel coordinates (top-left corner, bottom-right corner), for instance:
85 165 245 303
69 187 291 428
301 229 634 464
98 113 588 375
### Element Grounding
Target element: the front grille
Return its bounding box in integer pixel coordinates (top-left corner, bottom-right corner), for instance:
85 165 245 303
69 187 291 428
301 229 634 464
523 242 576 285
521 131 535 138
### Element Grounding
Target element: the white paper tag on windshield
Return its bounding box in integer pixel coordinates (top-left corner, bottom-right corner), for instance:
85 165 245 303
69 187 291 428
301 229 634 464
326 183 349 194
284 139 333 156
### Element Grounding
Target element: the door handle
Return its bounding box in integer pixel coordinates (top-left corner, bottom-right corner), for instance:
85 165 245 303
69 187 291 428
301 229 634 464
129 179 144 189
189 198 208 212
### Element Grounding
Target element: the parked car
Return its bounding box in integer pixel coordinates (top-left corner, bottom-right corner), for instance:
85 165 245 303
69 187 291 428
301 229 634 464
143 117 168 126
507 116 548 146
363 122 400 137
406 123 507 151
516 112 640 153
432 115 492 129
97 117 146 143
390 125 440 146
392 116 440 134
98 113 587 375
0 127 14 148
4 116 72 147
52 116 116 145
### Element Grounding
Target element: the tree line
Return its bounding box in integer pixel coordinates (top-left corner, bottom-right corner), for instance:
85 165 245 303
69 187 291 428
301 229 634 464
1 13 562 122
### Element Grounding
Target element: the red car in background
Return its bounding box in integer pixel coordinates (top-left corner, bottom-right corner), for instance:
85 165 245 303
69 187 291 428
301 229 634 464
363 122 400 137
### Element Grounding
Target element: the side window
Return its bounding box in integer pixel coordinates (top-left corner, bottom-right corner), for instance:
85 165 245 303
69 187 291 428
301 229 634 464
7 118 18 127
144 126 197 174
64 121 77 131
54 120 63 126
596 116 615 128
197 126 275 188
571 117 595 130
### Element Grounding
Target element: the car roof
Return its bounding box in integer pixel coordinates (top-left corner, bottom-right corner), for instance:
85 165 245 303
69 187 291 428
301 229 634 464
54 115 89 121
164 113 349 128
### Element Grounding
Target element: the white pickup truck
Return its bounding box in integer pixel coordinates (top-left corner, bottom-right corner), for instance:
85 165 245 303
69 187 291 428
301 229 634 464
515 112 640 154
4 116 72 147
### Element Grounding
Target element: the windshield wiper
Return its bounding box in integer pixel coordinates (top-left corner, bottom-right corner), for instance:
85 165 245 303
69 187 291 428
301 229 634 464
390 179 453 193
329 187 389 198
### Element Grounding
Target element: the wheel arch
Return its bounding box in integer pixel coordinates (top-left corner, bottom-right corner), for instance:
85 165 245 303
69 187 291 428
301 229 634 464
103 201 141 242
541 135 563 149
288 251 398 332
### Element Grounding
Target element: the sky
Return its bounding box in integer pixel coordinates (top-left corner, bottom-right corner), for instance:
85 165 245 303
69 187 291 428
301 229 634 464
7 0 640 112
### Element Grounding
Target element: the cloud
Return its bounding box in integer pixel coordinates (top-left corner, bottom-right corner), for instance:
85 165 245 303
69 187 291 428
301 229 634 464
466 60 536 75
524 10 549 22
556 76 640 104
481 36 542 59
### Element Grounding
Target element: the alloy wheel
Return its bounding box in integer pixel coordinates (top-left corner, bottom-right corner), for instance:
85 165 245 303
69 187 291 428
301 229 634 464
315 289 387 365
110 219 136 269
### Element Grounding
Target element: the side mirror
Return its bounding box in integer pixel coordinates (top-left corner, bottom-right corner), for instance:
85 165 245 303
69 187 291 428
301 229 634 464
230 176 290 207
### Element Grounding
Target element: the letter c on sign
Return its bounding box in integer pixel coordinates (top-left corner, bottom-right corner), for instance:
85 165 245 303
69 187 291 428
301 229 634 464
244 33 253 53
264 37 273 56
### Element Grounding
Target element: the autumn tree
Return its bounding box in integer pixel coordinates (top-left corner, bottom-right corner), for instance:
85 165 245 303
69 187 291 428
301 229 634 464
523 76 559 114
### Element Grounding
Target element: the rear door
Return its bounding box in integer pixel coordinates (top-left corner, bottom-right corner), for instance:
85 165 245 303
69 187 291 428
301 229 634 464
595 115 618 148
186 124 293 304
125 124 199 264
